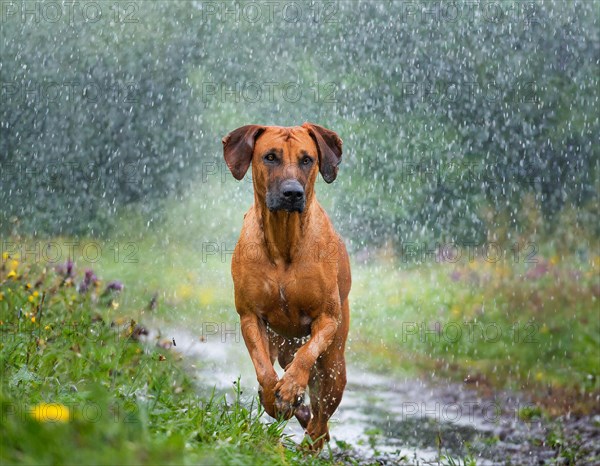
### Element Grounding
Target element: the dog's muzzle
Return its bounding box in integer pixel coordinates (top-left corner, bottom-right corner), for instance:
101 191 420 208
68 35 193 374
266 179 306 213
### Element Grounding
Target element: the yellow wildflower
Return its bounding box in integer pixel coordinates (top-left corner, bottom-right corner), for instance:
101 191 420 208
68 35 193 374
198 288 214 306
1 252 9 261
31 316 36 323
33 291 39 298
9 259 19 271
450 305 461 317
0 292 4 301
177 284 194 300
30 403 70 422
44 325 51 331
26 283 32 289
28 296 35 303
468 261 478 270
7 270 17 279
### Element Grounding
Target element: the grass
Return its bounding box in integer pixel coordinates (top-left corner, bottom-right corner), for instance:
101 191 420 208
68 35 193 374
0 255 351 465
544 423 586 466
1 229 598 464
92 231 600 416
84 183 600 416
349 255 600 414
6 233 599 415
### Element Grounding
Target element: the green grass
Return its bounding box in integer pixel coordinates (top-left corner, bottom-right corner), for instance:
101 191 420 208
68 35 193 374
8 232 600 415
0 256 349 465
2 231 599 464
348 256 600 414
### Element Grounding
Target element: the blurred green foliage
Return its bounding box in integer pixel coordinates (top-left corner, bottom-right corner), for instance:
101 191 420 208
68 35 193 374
1 1 598 248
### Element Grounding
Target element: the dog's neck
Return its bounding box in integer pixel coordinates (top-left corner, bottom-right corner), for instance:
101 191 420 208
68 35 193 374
257 199 315 265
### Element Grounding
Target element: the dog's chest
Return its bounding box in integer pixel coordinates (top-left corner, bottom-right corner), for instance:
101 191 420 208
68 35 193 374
253 267 324 337
261 271 319 311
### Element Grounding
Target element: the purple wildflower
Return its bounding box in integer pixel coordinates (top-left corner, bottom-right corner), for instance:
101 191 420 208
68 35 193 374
525 262 549 280
56 258 75 277
78 269 98 294
450 270 462 282
105 280 124 292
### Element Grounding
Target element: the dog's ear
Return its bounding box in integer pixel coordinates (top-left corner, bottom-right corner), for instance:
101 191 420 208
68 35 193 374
222 125 265 180
302 122 343 183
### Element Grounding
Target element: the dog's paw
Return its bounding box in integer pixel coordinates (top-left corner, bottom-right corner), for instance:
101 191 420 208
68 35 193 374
274 373 306 420
258 379 279 419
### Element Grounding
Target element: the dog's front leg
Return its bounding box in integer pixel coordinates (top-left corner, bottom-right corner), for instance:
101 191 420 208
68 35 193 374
274 310 340 417
239 312 279 418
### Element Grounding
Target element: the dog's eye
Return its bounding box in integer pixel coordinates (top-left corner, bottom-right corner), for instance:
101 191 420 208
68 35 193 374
264 153 276 162
302 156 313 165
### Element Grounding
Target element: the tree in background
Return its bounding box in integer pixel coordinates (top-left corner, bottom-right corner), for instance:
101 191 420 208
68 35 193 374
1 1 597 253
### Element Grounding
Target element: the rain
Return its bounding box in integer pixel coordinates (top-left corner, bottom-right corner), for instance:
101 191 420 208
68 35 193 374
1 1 598 465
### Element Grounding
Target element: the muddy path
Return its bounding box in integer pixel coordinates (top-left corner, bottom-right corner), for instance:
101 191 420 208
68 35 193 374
163 327 600 465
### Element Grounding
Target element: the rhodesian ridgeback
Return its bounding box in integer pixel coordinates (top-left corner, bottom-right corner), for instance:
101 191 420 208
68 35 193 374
222 122 351 450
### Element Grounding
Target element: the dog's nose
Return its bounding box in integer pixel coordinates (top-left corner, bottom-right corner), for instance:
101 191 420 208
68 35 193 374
281 179 304 201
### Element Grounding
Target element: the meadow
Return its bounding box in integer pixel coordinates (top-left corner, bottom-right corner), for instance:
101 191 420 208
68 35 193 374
0 251 342 465
2 1 598 464
2 227 597 464
2 167 598 465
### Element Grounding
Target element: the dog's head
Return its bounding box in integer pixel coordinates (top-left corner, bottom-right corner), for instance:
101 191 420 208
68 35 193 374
222 123 342 213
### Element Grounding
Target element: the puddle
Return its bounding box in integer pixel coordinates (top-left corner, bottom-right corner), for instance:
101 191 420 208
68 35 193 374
158 326 598 465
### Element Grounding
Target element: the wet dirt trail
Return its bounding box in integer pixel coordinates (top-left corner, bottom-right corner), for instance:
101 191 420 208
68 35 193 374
164 327 599 465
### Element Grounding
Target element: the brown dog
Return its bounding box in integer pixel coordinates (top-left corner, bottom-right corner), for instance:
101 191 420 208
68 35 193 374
222 123 351 450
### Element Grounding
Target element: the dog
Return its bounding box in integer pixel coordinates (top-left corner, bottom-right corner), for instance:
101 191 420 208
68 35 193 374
222 122 351 450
